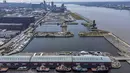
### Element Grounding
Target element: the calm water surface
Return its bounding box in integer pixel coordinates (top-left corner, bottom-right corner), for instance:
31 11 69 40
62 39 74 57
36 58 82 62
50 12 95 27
66 4 130 44
7 62 130 73
24 5 130 55
22 4 130 73
24 20 119 56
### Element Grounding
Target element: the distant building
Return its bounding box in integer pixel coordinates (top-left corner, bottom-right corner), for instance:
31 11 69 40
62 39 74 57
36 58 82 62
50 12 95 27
50 2 66 13
51 1 54 7
43 0 47 11
3 0 7 3
52 6 66 13
0 2 47 9
0 23 24 30
31 4 42 8
0 15 35 30
61 4 66 11
0 3 30 8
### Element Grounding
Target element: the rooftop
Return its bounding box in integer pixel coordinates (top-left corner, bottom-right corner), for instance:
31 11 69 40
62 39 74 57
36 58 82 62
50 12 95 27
0 23 22 25
0 52 112 63
4 13 33 17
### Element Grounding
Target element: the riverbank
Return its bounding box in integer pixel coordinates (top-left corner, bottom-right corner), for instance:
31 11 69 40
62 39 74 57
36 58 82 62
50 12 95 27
74 11 130 65
81 5 130 11
67 5 130 44
70 12 84 20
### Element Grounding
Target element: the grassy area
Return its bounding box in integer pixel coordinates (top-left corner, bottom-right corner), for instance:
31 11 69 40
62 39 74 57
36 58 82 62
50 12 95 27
81 22 92 27
69 22 78 25
70 12 84 20
79 30 109 37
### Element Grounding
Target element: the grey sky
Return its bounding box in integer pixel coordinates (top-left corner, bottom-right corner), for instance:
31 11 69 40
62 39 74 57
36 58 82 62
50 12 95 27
0 0 129 3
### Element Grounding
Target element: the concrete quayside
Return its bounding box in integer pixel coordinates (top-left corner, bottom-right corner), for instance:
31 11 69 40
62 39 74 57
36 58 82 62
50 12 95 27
74 13 130 65
34 32 74 37
7 51 122 69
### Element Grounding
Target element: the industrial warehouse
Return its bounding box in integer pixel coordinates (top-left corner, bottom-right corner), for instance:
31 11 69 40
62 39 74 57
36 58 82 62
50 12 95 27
0 51 112 72
0 16 35 30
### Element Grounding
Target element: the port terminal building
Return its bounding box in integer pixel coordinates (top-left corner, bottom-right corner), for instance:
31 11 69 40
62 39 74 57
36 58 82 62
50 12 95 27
0 54 111 69
0 15 35 30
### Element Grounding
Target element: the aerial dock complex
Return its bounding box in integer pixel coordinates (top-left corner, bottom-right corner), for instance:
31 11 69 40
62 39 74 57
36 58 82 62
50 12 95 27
0 0 129 73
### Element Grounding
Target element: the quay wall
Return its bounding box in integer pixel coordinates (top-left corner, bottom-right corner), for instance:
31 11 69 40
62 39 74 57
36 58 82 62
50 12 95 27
75 12 130 55
104 33 130 53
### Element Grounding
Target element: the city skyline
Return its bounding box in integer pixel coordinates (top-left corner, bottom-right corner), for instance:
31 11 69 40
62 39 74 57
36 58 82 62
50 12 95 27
0 0 130 3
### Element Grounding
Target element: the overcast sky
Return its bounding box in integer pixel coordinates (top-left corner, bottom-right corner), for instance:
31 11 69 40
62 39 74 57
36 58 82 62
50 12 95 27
0 0 129 3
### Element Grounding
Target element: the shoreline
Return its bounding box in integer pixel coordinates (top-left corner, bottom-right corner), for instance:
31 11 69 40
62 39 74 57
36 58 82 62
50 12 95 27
75 12 130 65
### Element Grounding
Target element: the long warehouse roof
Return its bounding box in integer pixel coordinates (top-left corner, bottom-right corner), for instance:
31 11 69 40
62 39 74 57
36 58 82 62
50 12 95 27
0 56 30 62
72 55 111 62
0 55 111 62
31 56 72 62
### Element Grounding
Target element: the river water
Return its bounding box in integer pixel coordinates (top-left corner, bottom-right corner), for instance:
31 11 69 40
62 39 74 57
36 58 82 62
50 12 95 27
22 4 130 73
23 20 119 56
23 4 130 55
66 4 130 44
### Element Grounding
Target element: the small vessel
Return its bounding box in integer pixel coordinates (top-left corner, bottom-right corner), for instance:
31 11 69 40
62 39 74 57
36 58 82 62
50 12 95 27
17 66 29 71
56 64 71 72
36 65 50 72
91 65 109 73
72 65 88 72
91 68 97 72
0 67 8 72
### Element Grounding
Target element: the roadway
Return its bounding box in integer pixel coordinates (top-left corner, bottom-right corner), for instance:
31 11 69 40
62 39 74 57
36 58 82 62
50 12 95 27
0 27 31 50
34 11 51 26
0 11 51 55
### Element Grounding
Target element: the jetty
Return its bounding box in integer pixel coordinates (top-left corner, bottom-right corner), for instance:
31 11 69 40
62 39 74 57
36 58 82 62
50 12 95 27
34 32 74 38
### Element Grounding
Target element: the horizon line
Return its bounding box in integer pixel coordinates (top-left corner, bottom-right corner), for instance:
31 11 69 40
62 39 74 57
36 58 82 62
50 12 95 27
0 1 130 4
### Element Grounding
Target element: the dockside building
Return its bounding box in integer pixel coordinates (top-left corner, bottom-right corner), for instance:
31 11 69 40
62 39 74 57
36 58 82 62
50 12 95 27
0 55 111 69
0 16 35 30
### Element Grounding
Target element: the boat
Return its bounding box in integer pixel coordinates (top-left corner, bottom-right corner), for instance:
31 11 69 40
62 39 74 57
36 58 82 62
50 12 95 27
36 65 50 72
56 64 71 72
91 65 109 73
72 65 88 72
91 68 97 72
17 66 29 71
0 67 8 72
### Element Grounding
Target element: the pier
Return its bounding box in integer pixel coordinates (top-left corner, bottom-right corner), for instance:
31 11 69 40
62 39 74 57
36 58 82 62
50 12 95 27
34 32 74 38
114 57 130 60
104 33 130 64
42 22 78 25
73 12 130 65
79 30 109 37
